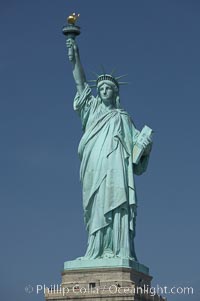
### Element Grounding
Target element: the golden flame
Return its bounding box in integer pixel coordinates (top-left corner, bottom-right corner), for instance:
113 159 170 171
67 13 80 25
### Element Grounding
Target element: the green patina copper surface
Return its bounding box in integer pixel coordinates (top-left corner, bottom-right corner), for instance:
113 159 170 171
64 18 152 268
64 258 149 274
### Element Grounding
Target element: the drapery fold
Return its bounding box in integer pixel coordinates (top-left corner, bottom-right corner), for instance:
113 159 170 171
73 84 149 260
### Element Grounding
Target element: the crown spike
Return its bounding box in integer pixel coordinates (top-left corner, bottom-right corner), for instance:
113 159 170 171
100 64 106 75
110 69 116 76
118 82 129 85
90 71 100 78
115 74 128 80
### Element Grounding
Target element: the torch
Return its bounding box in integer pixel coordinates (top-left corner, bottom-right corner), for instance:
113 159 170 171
62 13 80 61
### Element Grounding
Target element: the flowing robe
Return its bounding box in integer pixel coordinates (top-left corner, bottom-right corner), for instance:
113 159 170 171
74 84 149 260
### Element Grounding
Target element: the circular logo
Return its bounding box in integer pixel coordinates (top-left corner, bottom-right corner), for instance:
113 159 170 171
25 285 34 294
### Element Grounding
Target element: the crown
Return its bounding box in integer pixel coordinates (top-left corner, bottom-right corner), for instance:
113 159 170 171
96 74 119 88
88 67 128 89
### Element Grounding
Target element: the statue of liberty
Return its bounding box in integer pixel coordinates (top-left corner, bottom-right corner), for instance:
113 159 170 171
65 23 152 262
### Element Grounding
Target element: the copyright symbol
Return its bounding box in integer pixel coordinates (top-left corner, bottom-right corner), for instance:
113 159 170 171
25 285 34 294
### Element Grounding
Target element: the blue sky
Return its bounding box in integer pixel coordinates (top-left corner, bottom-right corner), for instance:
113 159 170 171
0 1 200 300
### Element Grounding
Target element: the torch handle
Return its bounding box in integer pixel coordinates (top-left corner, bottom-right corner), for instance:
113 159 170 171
67 34 75 62
62 24 80 62
68 45 74 61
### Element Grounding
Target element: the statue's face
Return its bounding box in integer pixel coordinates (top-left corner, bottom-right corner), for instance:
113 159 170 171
99 83 115 106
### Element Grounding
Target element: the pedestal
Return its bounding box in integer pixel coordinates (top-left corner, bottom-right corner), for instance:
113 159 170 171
45 260 165 301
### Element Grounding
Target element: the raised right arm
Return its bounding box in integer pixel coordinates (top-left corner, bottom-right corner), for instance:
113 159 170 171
66 39 86 95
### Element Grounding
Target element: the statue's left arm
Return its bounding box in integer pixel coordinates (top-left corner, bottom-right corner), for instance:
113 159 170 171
133 146 152 175
132 126 153 175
